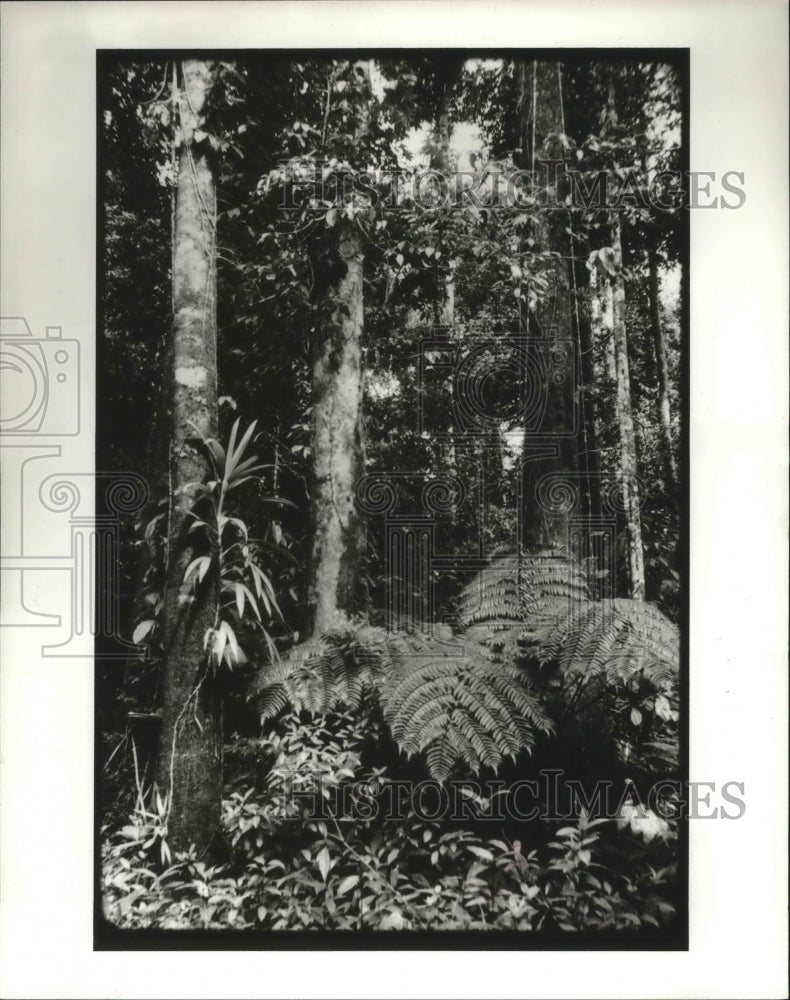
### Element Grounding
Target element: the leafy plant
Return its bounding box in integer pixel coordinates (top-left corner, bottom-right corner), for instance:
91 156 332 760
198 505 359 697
251 551 678 782
188 417 288 669
132 418 291 669
104 761 678 932
455 550 679 766
252 615 551 780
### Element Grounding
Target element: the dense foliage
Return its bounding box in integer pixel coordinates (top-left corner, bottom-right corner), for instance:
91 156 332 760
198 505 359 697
104 710 678 932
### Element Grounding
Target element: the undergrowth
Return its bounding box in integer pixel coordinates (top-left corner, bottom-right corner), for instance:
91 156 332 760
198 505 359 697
103 711 678 932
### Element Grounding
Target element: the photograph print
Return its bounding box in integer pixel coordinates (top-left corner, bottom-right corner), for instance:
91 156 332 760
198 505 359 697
97 49 688 946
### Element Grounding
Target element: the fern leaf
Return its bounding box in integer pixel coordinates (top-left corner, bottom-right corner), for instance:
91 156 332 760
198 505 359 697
381 646 551 780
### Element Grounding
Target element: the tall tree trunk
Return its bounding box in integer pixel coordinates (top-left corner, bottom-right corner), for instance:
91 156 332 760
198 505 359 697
611 217 646 601
434 99 455 328
518 60 579 551
305 62 370 639
603 279 617 383
306 222 366 638
603 74 645 601
570 239 602 521
647 244 678 490
431 76 457 472
156 60 222 858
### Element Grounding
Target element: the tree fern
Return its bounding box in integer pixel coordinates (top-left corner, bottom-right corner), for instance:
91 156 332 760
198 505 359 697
251 615 392 720
454 554 526 627
251 552 678 781
458 550 678 694
521 596 678 690
381 637 551 780
455 548 591 632
252 614 551 780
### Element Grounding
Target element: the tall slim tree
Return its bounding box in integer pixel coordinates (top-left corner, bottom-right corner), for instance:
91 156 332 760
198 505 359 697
647 239 678 490
610 216 646 600
305 62 371 638
639 65 681 493
605 75 646 600
517 60 579 551
426 59 462 477
430 60 461 329
156 60 222 857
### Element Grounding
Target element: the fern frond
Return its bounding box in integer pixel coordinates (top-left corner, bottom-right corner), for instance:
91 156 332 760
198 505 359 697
456 548 591 633
381 645 552 780
250 553 678 779
455 554 525 628
520 595 679 690
457 551 678 695
252 615 551 780
251 616 393 720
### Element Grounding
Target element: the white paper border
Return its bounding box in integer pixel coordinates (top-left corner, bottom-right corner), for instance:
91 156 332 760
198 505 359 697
1 2 787 998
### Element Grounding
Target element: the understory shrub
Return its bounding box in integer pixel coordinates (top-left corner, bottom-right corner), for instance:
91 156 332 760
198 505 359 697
103 711 677 932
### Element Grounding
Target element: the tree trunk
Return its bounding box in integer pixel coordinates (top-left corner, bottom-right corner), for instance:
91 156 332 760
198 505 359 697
647 245 678 490
571 240 602 522
305 63 372 638
518 60 579 552
602 75 645 601
611 218 646 601
306 222 366 637
156 60 223 859
432 83 457 472
434 101 455 329
603 279 617 383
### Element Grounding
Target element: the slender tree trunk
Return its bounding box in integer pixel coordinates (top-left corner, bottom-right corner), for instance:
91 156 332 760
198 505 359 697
306 221 366 638
434 102 455 329
588 266 606 435
611 218 646 601
518 60 579 551
432 83 457 472
602 74 645 600
603 279 617 383
589 263 617 455
570 243 602 521
305 62 371 638
647 245 678 489
156 60 222 858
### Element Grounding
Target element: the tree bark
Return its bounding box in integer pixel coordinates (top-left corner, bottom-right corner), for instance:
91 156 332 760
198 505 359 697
602 74 646 601
611 218 646 601
570 239 602 523
434 99 455 329
518 60 579 552
647 244 678 490
431 79 457 473
304 62 372 638
156 59 222 858
305 221 366 638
